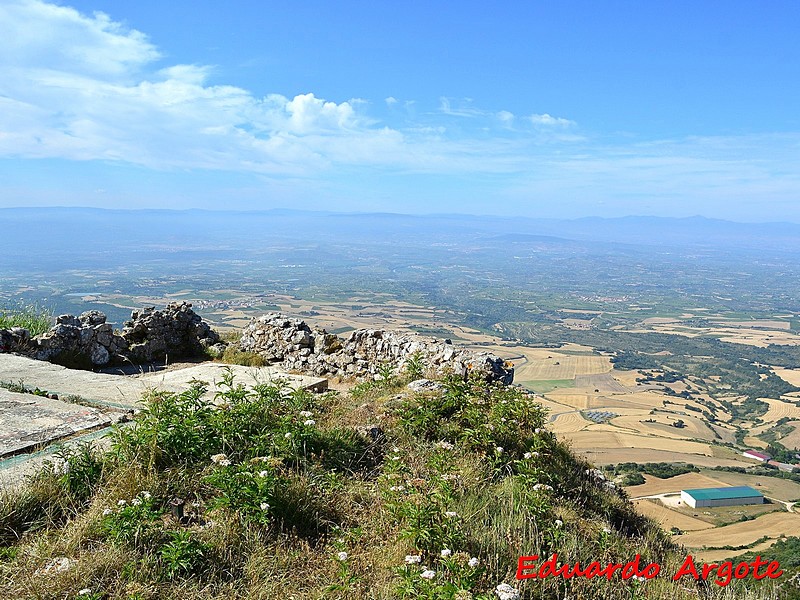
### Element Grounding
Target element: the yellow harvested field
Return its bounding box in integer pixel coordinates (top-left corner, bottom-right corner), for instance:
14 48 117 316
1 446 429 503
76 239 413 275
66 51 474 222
633 499 714 531
717 320 791 330
579 448 752 468
676 512 800 549
516 354 611 381
774 368 800 387
568 431 714 456
742 436 768 449
696 540 777 563
761 398 800 421
700 469 800 503
550 412 592 433
627 473 728 498
780 421 800 450
642 317 681 325
611 370 643 387
610 417 717 442
543 391 639 410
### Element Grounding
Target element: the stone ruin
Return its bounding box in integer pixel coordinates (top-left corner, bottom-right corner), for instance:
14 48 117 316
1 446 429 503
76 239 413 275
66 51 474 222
238 312 514 384
121 303 224 363
0 302 224 368
35 310 127 366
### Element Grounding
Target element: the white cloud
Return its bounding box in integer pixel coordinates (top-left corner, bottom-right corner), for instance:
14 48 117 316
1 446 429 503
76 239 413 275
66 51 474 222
0 0 159 78
529 113 575 127
1 0 798 220
0 1 588 179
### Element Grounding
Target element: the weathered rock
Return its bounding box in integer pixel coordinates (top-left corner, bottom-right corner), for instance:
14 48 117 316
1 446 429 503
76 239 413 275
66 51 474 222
0 327 32 353
32 314 127 367
407 378 445 393
238 312 514 384
120 302 222 363
14 303 222 368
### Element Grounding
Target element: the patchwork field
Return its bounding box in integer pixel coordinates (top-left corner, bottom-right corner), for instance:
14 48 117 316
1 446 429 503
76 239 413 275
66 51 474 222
774 367 800 387
760 398 800 422
633 499 714 531
675 511 800 549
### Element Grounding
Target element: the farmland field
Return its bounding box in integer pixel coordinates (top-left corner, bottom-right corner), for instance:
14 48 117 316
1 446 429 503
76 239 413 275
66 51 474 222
675 511 800 549
626 473 728 497
632 499 714 531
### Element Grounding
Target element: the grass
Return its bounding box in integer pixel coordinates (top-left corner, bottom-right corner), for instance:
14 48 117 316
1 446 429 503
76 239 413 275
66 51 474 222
0 303 53 336
0 370 791 599
518 379 574 393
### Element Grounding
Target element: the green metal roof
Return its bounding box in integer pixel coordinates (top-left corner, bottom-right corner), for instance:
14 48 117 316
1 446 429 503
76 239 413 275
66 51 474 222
682 486 763 501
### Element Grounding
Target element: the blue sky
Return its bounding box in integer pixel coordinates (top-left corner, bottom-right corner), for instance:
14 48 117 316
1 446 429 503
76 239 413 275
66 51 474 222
1 0 799 220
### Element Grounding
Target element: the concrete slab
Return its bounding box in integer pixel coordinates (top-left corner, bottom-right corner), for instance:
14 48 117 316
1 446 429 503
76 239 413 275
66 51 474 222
0 388 111 458
0 354 328 410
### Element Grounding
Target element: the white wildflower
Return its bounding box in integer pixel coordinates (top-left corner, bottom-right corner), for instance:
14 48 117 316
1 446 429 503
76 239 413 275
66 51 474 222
534 428 543 434
303 419 316 426
495 583 521 600
116 499 127 507
554 519 563 528
389 485 404 492
260 502 270 511
405 554 422 564
140 491 152 500
258 470 270 477
444 511 458 518
210 453 229 465
78 589 92 596
436 441 454 450
299 410 313 417
337 551 348 561
440 548 452 557
390 455 400 461
495 446 504 454
131 498 142 507
523 452 532 459
603 527 612 534
102 508 113 516
468 557 480 568
284 432 292 439
420 569 436 580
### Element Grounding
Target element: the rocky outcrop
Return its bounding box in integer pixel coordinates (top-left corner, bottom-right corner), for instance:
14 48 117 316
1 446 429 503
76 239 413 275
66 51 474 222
238 312 514 384
34 311 128 366
120 302 224 363
1 303 224 368
0 327 32 354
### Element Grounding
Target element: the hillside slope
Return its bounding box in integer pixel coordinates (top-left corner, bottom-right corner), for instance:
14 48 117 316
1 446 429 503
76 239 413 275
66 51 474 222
0 366 792 599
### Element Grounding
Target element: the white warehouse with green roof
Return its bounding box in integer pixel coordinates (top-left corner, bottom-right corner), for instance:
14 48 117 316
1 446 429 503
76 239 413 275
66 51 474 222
680 486 764 509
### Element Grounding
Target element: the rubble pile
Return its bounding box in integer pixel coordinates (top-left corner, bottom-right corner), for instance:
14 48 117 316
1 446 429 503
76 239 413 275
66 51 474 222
34 311 127 366
1 303 224 368
238 312 514 383
121 302 224 363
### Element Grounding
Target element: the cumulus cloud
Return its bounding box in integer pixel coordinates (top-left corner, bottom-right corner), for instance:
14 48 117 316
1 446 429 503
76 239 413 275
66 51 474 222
3 0 795 219
529 113 575 127
0 0 590 180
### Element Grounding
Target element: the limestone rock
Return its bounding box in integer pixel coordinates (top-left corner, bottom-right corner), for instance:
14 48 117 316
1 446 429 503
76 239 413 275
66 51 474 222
238 312 514 384
120 302 222 363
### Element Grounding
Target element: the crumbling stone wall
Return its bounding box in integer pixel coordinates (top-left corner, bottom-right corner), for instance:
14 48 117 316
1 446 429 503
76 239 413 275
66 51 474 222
121 302 223 363
34 311 127 366
1 302 224 368
238 312 514 383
